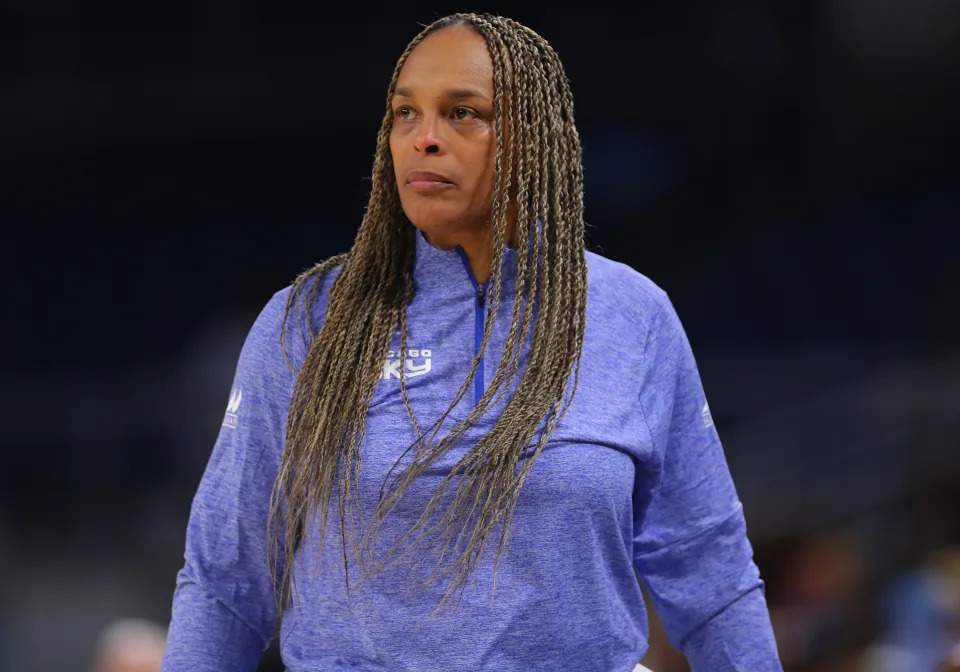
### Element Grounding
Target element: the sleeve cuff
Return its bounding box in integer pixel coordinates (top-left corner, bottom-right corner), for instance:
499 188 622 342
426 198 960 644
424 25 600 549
680 584 783 672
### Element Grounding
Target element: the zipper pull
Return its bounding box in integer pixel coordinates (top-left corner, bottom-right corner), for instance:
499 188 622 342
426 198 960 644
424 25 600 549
477 284 486 307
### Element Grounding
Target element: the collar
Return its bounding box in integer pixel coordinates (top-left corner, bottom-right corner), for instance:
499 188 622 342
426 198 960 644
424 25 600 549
412 224 529 301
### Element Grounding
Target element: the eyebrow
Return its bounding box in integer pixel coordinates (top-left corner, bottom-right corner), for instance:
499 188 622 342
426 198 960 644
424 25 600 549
393 86 489 101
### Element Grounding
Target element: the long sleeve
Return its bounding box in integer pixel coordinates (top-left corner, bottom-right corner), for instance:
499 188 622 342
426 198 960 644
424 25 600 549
162 288 297 672
632 293 782 671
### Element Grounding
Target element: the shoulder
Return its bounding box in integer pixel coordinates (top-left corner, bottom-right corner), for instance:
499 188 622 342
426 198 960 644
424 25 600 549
245 259 346 370
584 247 672 336
270 261 345 321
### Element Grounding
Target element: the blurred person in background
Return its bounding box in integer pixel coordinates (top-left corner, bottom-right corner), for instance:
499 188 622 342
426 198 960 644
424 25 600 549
860 474 960 672
766 532 869 669
940 642 960 672
862 546 960 672
92 619 166 672
161 13 781 672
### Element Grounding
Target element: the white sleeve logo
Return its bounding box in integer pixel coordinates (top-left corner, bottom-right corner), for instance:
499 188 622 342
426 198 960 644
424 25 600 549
701 400 714 428
223 388 242 428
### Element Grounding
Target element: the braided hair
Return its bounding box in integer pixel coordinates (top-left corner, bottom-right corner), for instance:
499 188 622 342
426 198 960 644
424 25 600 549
268 12 588 621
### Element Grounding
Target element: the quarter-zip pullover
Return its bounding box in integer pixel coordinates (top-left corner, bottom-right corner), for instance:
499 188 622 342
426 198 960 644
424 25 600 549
162 227 782 672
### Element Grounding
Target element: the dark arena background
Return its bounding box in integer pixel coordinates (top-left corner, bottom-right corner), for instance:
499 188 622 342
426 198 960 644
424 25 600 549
3 2 959 670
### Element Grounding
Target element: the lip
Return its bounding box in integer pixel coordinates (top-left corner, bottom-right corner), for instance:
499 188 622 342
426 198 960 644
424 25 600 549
405 169 455 187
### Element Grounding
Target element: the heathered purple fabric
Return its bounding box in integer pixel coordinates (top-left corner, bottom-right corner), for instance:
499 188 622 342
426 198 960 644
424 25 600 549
162 227 782 671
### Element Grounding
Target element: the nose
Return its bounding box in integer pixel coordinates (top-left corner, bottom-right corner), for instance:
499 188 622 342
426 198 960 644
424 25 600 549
413 116 445 155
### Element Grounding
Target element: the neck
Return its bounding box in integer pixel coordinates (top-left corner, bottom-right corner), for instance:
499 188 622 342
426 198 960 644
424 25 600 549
422 221 518 285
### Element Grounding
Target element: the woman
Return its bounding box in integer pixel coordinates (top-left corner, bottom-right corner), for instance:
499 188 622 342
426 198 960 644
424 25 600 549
162 13 783 672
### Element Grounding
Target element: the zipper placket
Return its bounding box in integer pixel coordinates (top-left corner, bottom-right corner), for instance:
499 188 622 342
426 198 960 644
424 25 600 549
453 247 490 405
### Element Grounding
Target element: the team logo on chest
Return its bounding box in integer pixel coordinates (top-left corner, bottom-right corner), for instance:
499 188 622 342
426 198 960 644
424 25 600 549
380 348 433 381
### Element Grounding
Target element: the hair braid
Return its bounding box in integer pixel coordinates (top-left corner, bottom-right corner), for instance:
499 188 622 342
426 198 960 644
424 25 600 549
268 13 588 620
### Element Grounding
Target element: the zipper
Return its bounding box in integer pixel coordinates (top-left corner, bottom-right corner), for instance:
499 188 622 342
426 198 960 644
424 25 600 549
475 283 486 405
453 247 489 405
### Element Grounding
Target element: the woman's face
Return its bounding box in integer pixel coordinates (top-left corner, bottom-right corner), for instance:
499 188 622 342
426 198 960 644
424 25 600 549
389 25 497 237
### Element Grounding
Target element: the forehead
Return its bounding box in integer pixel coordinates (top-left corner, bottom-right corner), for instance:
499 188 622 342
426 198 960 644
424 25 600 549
396 25 494 94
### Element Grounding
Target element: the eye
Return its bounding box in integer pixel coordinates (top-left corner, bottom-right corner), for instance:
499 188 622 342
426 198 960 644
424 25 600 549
395 105 415 120
452 106 478 121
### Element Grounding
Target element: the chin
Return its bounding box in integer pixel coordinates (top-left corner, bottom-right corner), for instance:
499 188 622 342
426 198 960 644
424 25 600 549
403 206 469 236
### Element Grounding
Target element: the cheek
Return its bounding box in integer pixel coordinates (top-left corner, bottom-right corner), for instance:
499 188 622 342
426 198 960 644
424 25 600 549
469 134 497 197
388 135 401 177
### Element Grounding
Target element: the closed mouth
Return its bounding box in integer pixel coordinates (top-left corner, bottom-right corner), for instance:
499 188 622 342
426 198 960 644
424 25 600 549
406 170 454 185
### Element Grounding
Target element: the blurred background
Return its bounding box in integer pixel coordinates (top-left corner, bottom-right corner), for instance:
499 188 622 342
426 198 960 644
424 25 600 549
2 1 959 670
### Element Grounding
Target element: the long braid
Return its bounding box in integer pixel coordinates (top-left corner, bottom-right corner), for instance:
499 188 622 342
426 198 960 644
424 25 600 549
268 13 588 620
